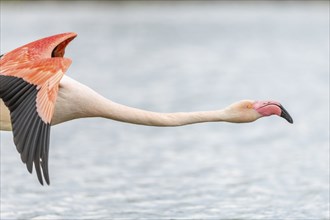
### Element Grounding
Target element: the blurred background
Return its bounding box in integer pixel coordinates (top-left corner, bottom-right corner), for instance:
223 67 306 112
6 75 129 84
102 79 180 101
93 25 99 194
1 1 329 219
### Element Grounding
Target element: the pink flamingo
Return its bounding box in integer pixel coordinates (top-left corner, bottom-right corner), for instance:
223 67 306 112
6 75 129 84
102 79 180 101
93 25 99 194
0 33 293 185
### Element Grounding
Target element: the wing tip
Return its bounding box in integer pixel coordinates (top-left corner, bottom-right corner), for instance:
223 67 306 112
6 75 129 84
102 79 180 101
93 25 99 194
1 76 52 186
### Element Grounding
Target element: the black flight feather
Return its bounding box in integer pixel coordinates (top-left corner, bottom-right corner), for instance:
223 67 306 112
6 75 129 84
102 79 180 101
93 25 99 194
0 75 51 185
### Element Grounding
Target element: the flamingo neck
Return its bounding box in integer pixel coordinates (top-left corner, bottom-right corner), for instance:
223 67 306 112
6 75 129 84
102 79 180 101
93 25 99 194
95 99 229 127
53 76 234 126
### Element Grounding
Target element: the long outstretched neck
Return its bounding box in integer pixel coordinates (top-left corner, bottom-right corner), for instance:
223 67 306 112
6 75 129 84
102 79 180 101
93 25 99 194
96 98 228 127
53 76 230 126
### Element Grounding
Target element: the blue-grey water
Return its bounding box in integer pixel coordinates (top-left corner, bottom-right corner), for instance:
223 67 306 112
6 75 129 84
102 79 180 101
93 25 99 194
0 1 329 219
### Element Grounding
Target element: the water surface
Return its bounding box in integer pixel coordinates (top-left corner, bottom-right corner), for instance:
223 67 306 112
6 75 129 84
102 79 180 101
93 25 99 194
1 1 329 219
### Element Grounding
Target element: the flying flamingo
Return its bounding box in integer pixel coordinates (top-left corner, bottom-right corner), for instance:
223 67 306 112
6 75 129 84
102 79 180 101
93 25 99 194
0 33 293 185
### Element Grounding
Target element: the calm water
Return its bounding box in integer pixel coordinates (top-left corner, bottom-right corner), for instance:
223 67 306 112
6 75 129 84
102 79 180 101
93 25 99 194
1 1 329 219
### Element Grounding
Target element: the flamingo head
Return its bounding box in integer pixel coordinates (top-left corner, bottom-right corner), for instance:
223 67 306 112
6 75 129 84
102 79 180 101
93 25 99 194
0 32 77 64
226 100 293 123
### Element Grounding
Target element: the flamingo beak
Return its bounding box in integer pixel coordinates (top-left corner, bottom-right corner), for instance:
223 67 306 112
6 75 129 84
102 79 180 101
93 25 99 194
278 104 293 124
253 101 293 124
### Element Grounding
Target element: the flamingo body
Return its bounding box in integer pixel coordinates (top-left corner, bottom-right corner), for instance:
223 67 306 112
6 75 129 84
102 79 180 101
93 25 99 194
0 33 293 185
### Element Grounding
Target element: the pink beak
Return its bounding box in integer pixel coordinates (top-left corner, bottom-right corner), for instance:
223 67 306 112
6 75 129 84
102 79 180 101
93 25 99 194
254 101 293 124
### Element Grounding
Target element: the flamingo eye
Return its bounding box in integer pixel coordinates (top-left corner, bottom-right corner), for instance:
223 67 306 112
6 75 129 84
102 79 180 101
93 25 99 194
246 103 253 109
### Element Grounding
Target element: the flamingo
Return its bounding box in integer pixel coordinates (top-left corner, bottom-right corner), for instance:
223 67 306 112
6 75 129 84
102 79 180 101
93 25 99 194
0 32 293 185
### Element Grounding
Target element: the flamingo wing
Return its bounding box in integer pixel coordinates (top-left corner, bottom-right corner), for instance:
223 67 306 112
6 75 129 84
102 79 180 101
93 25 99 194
0 58 71 185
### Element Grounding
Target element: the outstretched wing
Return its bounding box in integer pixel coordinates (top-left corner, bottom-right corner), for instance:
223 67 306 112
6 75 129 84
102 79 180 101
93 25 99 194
0 58 70 185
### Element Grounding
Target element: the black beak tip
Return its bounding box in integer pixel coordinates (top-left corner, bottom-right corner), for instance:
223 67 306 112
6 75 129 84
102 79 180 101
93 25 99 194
286 117 294 124
279 105 293 124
